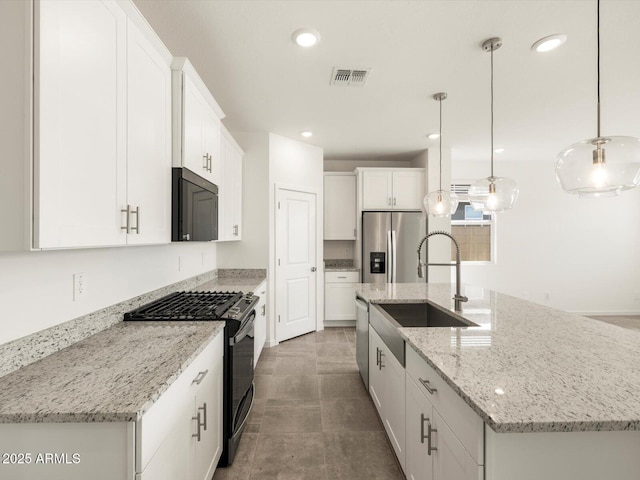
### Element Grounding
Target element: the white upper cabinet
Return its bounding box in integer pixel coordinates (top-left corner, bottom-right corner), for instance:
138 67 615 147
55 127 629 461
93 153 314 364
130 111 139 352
36 0 128 248
358 168 425 211
324 173 356 240
125 18 172 245
218 126 243 241
33 0 172 249
172 58 224 187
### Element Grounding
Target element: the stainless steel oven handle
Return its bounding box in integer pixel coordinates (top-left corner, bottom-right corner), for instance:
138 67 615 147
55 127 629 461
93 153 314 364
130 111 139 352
229 311 256 346
230 382 255 441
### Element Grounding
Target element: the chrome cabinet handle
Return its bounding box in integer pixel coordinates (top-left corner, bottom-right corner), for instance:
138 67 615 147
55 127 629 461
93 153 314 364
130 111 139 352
130 206 140 234
203 154 208 171
121 205 131 233
261 304 266 316
192 411 202 441
393 197 397 206
387 197 392 206
420 413 429 444
200 402 207 431
208 154 213 173
427 422 437 455
192 370 209 385
375 347 380 366
233 224 238 236
419 378 437 394
379 351 385 370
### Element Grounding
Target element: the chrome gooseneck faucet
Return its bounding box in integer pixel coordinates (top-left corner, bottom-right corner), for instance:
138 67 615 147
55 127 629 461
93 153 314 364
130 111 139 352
417 231 468 312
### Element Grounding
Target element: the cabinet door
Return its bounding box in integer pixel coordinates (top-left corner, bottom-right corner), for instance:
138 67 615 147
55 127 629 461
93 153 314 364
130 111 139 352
36 0 127 248
193 335 224 480
368 328 385 416
380 336 406 471
219 136 243 241
405 375 434 480
182 75 209 178
254 281 267 366
126 19 171 245
324 282 357 320
362 171 393 209
432 410 483 480
392 170 425 210
324 174 356 239
203 109 221 186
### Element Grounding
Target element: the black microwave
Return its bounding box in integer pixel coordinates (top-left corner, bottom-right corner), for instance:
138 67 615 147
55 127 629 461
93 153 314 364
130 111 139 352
172 168 218 242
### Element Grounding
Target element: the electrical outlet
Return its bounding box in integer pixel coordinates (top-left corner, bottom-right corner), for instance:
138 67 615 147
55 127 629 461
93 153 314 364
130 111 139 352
543 292 551 301
73 273 86 301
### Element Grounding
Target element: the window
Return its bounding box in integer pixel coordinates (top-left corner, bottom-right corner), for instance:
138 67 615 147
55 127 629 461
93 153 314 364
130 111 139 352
450 184 495 263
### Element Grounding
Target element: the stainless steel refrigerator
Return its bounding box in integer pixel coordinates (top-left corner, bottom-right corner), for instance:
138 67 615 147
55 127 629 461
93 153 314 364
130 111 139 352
361 211 427 284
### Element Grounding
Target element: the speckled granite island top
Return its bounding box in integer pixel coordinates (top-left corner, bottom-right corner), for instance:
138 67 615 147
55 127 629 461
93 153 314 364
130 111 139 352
0 322 224 424
355 283 640 433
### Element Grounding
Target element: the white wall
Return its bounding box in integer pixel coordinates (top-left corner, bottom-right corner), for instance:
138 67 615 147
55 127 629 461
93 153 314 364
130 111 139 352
217 132 269 268
269 133 324 344
0 242 218 345
452 160 640 314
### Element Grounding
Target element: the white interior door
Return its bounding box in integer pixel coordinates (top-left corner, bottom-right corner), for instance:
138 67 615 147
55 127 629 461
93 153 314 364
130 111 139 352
276 188 317 342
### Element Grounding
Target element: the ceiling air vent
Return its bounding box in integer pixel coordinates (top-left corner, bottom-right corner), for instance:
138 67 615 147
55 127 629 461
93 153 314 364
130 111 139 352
330 67 371 87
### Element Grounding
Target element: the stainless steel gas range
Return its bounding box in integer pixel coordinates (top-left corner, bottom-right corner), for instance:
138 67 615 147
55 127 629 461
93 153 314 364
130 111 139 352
125 290 258 467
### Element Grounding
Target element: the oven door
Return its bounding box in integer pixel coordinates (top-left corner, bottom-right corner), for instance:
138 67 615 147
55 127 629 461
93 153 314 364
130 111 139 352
230 310 255 434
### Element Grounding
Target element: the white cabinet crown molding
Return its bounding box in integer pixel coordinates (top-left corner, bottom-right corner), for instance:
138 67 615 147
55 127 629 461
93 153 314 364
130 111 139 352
171 57 225 120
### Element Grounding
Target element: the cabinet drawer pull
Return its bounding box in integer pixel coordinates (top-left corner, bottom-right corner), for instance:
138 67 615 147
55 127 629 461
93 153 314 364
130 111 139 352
427 422 437 455
121 205 131 233
375 347 380 366
208 154 213 173
419 378 437 394
203 154 208 171
337 276 347 279
393 197 397 206
130 206 140 234
192 370 209 385
199 402 207 431
192 411 202 441
379 351 385 370
420 413 429 444
261 304 266 316
387 197 392 206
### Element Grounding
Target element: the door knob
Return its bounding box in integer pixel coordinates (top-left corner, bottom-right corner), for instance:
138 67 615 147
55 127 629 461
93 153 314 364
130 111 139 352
311 267 317 272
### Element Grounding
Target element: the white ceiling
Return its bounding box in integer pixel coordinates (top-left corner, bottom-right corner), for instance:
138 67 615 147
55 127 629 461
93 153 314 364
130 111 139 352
133 0 640 163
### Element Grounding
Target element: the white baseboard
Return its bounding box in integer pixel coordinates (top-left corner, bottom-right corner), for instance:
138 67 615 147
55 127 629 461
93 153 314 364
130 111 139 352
323 320 356 328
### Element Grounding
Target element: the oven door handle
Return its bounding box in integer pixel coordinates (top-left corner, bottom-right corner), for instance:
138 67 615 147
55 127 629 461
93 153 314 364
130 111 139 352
229 311 256 346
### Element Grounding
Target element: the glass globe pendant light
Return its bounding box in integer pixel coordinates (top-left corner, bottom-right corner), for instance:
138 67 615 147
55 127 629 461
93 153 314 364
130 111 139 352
424 92 459 217
468 38 519 213
555 0 640 197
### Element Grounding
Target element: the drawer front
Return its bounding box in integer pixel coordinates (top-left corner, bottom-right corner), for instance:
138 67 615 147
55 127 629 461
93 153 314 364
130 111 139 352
136 331 223 473
406 345 484 464
325 271 359 283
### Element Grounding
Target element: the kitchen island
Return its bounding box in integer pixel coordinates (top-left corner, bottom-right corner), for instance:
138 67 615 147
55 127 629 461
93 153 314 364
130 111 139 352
355 282 640 480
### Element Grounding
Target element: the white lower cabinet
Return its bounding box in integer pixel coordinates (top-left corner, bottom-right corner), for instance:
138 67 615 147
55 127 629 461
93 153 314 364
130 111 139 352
369 325 406 471
324 271 359 323
0 330 224 480
254 280 268 366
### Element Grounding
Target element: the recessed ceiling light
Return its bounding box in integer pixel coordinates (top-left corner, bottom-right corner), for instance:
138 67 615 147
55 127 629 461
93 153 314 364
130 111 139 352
427 133 440 140
494 147 505 154
301 131 313 138
291 28 320 48
531 34 567 52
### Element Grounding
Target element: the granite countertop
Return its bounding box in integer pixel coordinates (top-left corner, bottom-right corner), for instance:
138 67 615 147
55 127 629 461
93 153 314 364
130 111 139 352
0 322 224 423
354 282 640 434
194 275 266 294
324 259 359 273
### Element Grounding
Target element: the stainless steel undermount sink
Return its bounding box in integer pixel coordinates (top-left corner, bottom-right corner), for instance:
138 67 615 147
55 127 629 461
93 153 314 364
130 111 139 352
378 302 478 328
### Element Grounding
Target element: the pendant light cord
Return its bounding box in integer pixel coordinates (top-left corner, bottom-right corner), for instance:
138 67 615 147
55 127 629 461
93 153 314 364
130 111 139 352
439 96 443 190
596 0 601 138
490 44 494 178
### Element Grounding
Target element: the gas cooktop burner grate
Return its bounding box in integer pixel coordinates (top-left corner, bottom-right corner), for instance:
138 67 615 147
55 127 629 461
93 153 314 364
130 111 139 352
124 291 243 321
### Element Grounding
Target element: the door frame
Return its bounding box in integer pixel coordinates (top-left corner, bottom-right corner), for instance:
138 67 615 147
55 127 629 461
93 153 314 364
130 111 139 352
271 183 323 346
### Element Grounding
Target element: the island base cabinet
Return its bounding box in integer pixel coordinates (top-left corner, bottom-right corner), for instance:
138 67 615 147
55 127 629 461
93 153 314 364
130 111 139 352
432 410 483 480
405 375 433 480
0 422 134 480
485 428 640 480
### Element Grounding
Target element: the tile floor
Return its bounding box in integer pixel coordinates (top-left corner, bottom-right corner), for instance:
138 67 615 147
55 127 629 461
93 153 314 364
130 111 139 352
213 327 404 480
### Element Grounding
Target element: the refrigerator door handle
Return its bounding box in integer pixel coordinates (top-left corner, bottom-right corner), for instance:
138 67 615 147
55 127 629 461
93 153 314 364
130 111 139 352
391 230 397 283
386 230 393 283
